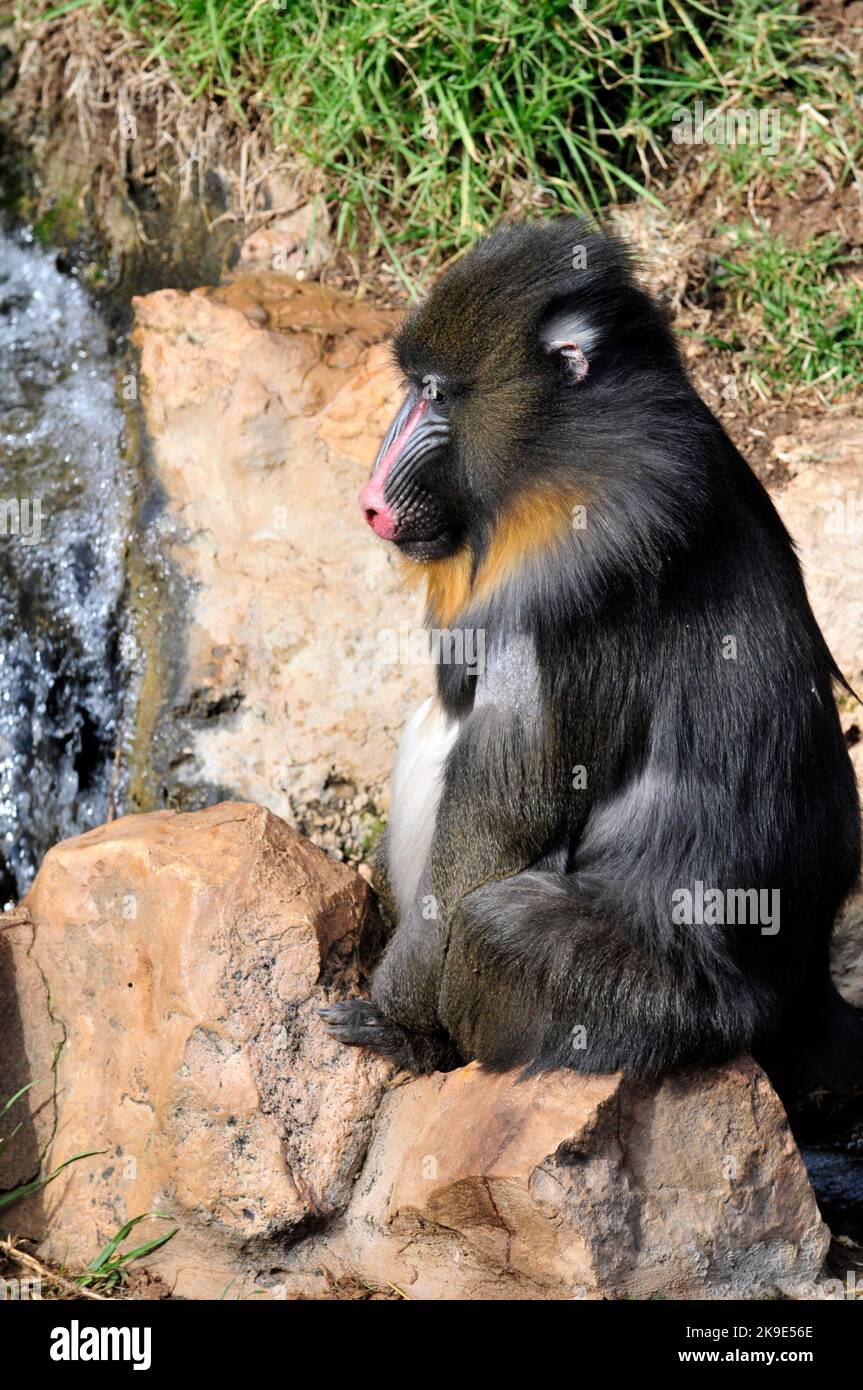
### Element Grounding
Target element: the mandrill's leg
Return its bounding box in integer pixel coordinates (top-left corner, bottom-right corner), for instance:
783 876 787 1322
438 871 766 1076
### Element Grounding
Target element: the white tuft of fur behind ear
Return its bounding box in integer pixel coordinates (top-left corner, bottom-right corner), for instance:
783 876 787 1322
540 310 599 358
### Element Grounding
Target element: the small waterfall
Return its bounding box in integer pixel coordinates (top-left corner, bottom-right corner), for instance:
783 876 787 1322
0 228 134 902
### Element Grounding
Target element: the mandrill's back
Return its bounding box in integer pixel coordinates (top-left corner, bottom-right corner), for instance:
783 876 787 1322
566 411 862 1094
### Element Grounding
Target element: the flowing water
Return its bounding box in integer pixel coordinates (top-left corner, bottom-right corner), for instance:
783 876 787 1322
0 227 134 903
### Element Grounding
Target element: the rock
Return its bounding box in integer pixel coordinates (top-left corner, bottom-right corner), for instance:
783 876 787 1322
1 803 829 1299
768 419 863 1014
2 802 392 1299
130 275 431 849
770 417 863 689
0 909 64 1190
238 200 334 278
832 895 863 1013
317 1059 829 1301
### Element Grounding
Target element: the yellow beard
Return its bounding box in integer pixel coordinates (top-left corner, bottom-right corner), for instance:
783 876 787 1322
398 484 581 627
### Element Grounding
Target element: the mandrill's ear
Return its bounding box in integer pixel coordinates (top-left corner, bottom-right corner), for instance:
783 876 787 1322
540 305 597 384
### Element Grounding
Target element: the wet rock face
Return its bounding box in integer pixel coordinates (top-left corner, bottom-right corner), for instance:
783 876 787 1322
1 802 830 1300
130 275 430 861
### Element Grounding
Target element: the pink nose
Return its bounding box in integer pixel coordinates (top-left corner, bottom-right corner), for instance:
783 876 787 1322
358 480 397 540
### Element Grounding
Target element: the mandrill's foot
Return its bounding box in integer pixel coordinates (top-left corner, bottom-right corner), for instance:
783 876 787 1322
318 999 460 1075
319 999 406 1054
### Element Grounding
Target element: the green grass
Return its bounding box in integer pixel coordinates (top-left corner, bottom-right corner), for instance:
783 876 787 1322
711 227 863 396
33 1 859 278
79 1213 178 1291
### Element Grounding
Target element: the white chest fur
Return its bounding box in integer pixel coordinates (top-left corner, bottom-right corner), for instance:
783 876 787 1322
388 696 460 917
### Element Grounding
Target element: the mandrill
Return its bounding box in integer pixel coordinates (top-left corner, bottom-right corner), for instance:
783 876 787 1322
321 217 862 1101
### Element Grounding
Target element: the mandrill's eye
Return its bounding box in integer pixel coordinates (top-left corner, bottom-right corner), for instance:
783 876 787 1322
421 373 445 404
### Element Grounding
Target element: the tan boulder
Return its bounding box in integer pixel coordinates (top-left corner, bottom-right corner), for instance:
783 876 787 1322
0 910 64 1190
768 418 863 1011
237 200 334 278
129 275 431 855
2 802 391 1299
832 895 863 1013
318 1059 829 1301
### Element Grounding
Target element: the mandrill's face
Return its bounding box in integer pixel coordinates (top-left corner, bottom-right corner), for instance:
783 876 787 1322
358 216 677 575
358 240 560 566
358 221 575 566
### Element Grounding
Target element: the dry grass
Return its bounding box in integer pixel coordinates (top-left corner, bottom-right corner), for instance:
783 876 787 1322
1 1237 109 1300
3 4 314 241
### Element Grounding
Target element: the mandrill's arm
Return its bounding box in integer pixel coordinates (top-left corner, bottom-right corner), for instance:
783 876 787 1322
322 694 578 1072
